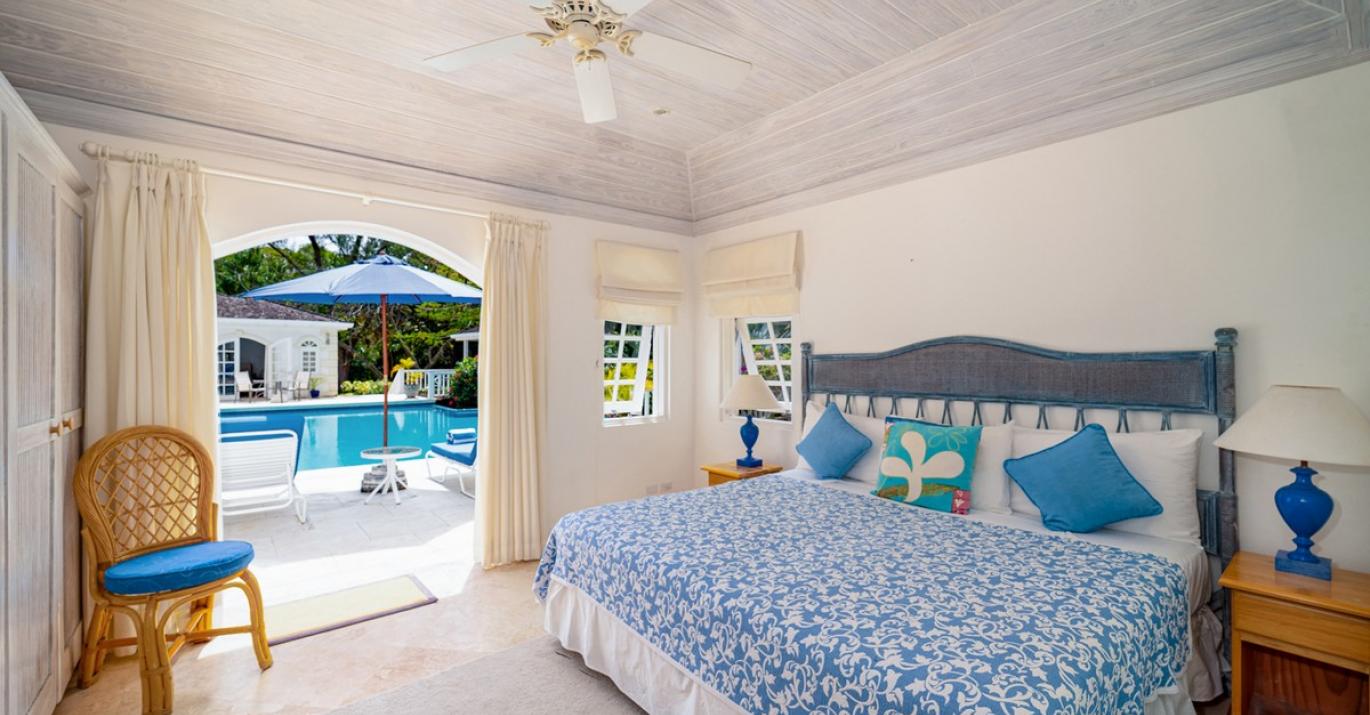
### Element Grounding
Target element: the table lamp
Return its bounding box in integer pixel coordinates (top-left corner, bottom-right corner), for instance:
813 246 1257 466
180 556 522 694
1214 385 1370 580
723 374 782 468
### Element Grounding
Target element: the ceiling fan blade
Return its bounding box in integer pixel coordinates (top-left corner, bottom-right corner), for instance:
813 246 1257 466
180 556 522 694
623 32 751 90
573 55 618 124
423 34 539 72
603 0 657 17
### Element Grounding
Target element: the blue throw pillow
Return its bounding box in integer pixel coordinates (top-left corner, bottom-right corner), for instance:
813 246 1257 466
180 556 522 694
795 403 872 479
1003 424 1163 533
873 417 981 514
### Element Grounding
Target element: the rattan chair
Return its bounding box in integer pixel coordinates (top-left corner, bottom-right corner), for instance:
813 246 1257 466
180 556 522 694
74 425 272 715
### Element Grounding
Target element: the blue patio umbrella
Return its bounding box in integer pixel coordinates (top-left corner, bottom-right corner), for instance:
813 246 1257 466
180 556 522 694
242 254 481 446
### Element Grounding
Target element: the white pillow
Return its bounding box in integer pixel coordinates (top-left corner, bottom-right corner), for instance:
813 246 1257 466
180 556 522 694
795 401 885 484
1009 426 1202 544
970 422 1014 515
797 402 1015 511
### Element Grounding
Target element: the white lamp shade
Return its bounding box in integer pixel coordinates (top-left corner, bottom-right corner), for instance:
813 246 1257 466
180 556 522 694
723 374 782 412
1213 385 1370 467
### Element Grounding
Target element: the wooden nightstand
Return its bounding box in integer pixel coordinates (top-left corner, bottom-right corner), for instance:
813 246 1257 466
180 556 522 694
1219 551 1370 714
700 462 782 487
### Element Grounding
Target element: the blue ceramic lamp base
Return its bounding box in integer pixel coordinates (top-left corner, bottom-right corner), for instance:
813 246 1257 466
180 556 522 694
1273 463 1334 581
736 413 763 468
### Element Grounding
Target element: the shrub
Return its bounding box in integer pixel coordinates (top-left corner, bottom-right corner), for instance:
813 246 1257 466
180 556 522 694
449 357 478 408
340 379 385 395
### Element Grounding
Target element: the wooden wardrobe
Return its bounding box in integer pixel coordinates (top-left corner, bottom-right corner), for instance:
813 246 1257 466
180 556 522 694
1 73 88 715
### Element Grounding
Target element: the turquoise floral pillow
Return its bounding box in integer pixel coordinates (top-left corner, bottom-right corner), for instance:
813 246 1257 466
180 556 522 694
873 418 982 514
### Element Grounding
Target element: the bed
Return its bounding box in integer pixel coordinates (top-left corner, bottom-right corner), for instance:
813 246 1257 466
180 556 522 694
536 330 1239 714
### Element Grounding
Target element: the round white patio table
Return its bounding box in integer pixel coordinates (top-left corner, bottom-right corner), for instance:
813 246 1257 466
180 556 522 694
360 446 422 505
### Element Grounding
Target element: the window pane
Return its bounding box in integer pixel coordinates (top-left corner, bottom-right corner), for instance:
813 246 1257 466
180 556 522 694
758 364 780 381
620 362 638 380
747 322 769 340
752 344 774 361
781 365 792 381
622 340 640 358
770 386 785 401
624 323 643 337
772 321 792 339
604 321 622 335
617 385 633 401
603 386 613 401
603 340 620 358
778 343 792 361
603 364 616 381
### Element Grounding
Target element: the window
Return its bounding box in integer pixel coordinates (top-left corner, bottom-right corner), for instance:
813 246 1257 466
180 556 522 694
603 320 664 421
300 339 319 374
733 318 794 420
217 340 236 397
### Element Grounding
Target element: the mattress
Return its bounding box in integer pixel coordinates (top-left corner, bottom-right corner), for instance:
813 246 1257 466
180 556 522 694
536 474 1194 714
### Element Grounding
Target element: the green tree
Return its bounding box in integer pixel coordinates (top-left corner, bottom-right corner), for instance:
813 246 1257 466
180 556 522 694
215 235 480 381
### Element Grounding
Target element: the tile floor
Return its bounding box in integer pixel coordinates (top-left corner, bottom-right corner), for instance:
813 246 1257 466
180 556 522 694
56 460 544 715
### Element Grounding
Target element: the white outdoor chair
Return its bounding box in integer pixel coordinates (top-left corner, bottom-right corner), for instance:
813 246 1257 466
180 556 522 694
292 371 312 400
235 371 266 402
425 428 475 498
219 429 307 523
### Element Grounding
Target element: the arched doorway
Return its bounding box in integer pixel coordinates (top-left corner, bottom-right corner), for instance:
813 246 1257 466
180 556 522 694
212 221 483 616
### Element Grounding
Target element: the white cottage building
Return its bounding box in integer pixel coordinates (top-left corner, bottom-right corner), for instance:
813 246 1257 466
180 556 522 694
216 295 353 400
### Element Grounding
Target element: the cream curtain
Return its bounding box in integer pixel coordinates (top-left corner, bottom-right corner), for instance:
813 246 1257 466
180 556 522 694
476 213 548 566
703 232 801 317
596 240 684 325
85 152 217 452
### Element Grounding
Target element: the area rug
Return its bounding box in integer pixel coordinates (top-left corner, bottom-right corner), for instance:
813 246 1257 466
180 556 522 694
266 574 436 646
330 636 643 714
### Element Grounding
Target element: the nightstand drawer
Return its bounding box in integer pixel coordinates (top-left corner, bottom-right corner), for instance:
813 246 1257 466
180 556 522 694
1233 591 1370 664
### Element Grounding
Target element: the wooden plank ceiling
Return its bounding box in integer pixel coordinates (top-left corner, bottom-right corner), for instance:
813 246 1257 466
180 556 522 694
0 0 1365 233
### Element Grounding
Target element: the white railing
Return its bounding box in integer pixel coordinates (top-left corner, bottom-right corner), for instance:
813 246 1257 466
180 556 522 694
389 369 452 398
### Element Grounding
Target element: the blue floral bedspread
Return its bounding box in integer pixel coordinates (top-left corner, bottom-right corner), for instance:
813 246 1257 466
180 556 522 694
534 476 1189 714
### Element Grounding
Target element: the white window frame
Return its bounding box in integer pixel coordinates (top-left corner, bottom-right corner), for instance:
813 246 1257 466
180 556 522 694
603 320 667 424
216 339 237 397
300 339 319 374
728 317 796 423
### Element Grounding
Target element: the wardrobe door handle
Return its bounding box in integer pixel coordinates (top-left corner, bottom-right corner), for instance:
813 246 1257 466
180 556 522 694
49 422 62 437
61 418 74 433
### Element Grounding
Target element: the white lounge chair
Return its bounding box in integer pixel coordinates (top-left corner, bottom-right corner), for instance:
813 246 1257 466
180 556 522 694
292 370 312 400
425 428 475 498
219 429 307 523
235 371 266 402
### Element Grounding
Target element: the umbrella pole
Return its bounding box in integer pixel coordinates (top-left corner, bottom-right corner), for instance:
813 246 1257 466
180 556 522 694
381 295 389 447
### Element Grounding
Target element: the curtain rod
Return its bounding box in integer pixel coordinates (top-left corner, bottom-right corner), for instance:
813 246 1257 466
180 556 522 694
78 141 489 221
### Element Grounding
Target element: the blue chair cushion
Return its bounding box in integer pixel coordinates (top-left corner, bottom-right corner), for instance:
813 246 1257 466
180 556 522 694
104 540 255 596
795 403 873 479
1003 424 1163 533
431 441 476 466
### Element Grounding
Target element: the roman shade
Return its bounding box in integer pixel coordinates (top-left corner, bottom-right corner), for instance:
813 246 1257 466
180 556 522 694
703 232 800 317
596 240 684 325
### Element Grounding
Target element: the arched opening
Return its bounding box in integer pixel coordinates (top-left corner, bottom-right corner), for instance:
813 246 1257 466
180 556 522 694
212 221 484 617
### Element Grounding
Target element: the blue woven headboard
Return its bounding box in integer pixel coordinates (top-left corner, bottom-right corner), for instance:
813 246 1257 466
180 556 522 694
801 328 1239 563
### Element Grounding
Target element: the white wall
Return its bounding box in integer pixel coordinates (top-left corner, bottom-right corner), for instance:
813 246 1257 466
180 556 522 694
45 124 697 539
693 63 1370 572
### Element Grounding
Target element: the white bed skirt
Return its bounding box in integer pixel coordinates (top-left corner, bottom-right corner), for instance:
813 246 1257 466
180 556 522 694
544 576 1197 715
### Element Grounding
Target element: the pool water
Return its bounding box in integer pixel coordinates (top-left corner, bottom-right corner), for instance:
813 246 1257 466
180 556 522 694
221 402 477 471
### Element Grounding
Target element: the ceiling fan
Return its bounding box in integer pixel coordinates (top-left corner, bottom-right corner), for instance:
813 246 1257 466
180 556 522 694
423 0 752 124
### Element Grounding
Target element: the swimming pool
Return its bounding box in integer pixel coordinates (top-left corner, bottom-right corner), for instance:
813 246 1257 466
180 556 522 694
221 402 477 470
